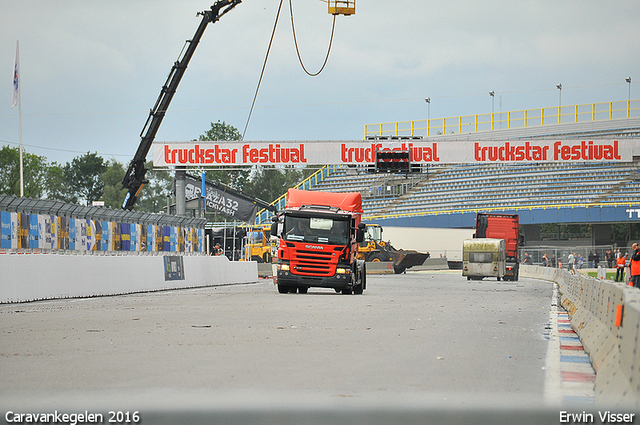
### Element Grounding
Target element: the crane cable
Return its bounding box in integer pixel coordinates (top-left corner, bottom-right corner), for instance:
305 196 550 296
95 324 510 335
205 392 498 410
289 0 337 77
243 0 337 139
243 0 285 140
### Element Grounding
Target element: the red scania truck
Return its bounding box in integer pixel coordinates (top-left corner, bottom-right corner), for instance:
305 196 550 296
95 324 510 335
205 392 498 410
272 189 366 294
474 213 521 281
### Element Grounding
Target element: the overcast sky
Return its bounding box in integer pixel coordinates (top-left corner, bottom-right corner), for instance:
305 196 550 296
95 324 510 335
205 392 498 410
1 0 639 165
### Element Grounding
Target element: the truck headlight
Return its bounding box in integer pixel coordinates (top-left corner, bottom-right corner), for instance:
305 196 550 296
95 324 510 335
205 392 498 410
278 264 290 271
336 268 350 274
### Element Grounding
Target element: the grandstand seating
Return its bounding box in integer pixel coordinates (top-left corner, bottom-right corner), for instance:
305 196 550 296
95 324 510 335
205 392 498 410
306 162 639 217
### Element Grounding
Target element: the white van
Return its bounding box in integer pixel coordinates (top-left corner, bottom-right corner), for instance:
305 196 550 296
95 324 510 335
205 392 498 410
462 238 506 281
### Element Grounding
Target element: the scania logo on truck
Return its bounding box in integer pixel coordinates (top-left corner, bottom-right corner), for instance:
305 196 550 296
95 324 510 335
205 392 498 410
305 245 324 250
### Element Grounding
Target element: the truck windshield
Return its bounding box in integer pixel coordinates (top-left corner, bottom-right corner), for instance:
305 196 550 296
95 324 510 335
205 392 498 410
283 216 350 245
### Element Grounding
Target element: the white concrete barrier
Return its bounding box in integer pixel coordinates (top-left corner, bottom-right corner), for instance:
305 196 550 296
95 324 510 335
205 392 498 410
521 265 640 407
0 253 258 304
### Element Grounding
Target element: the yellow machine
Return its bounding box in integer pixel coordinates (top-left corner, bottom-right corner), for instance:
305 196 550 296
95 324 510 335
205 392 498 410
328 0 355 15
356 224 430 274
244 225 274 263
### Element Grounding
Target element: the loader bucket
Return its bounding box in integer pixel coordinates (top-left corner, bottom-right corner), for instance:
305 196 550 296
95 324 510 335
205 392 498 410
390 250 430 274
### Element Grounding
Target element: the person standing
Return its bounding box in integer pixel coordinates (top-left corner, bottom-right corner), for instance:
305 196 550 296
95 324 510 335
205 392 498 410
605 250 614 268
568 252 575 274
630 244 640 288
616 252 626 283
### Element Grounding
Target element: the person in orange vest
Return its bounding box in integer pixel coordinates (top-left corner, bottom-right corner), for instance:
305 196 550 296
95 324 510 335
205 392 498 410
630 243 640 288
616 252 627 282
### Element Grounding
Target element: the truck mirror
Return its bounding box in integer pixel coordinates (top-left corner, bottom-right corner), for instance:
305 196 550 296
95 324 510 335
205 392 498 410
356 228 365 243
270 215 279 237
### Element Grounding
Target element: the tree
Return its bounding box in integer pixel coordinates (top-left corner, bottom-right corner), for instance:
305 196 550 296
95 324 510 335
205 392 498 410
136 161 173 213
44 162 73 202
101 160 128 209
63 152 107 205
0 145 48 198
244 166 310 204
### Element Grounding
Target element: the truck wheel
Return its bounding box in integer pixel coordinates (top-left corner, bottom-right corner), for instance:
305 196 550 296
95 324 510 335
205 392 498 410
354 264 365 294
362 264 367 290
289 286 298 294
342 288 353 295
277 284 289 294
299 286 308 294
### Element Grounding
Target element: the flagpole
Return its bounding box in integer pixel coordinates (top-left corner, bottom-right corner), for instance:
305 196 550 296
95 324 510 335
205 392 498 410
12 40 24 197
18 41 24 198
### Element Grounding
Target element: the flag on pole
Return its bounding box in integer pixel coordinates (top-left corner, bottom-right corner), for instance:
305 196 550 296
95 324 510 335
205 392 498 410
11 41 19 109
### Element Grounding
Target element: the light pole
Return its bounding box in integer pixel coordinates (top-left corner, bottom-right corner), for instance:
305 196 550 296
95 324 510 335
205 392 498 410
489 91 495 130
626 77 632 101
556 84 562 123
425 98 431 136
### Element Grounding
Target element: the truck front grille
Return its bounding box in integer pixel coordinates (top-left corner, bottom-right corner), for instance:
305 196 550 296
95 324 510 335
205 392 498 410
292 249 336 276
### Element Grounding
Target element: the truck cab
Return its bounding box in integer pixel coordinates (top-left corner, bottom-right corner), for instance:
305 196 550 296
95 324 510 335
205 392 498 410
272 189 366 294
474 213 520 281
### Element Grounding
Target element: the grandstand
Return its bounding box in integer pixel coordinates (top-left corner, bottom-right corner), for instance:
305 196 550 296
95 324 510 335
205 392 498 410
256 100 640 258
313 161 640 217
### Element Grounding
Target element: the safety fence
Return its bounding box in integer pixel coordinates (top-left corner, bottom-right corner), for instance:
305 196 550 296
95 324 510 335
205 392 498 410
0 195 207 254
365 99 640 138
522 265 640 407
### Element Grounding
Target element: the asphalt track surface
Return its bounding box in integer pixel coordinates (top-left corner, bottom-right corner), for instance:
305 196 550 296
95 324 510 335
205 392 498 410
1 271 571 423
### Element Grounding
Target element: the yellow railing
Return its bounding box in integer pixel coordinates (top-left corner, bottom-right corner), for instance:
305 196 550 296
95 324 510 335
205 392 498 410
362 201 638 222
364 100 639 138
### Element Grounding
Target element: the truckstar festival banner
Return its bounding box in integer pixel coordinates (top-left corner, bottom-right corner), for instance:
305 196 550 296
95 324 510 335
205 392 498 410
153 139 634 167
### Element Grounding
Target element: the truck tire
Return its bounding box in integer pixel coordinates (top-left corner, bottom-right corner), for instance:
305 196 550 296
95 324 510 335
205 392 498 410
298 286 308 294
354 263 365 294
277 284 289 294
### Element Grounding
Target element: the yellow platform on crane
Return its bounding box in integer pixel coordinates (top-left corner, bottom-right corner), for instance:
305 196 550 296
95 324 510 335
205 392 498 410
328 0 355 15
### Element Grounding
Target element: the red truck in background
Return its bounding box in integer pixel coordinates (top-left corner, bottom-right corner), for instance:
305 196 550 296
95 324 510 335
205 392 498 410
474 213 521 281
271 189 366 294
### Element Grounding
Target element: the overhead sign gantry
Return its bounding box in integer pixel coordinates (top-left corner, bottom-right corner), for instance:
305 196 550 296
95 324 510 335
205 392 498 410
152 137 633 168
